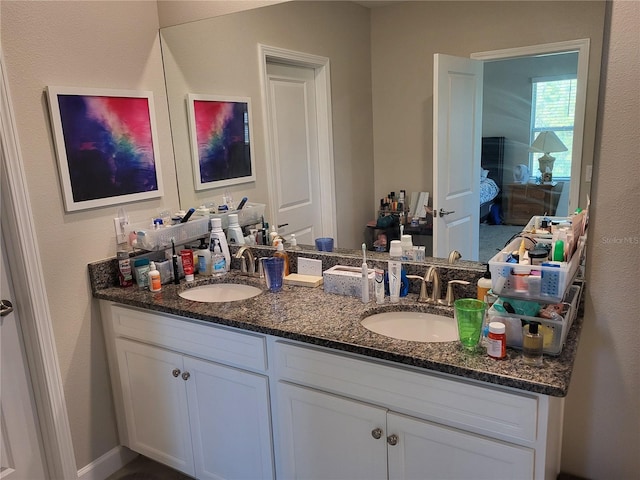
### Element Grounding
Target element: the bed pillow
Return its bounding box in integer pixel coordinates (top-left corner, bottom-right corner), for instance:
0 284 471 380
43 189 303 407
481 168 490 180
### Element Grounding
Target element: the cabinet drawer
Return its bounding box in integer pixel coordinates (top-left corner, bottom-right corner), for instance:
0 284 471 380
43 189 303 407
107 303 267 372
273 341 538 443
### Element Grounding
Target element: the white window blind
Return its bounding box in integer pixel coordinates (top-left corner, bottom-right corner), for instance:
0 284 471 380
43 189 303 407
530 76 577 178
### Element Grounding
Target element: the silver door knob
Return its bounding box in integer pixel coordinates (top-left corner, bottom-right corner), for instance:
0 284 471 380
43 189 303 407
438 208 455 217
181 371 190 381
172 368 181 377
371 428 383 440
0 300 14 317
387 434 399 446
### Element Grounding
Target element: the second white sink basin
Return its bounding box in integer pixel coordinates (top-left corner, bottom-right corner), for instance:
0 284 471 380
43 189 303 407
179 283 262 303
361 311 458 342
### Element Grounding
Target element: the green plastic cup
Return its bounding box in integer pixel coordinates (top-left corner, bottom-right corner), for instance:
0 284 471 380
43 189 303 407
454 298 487 351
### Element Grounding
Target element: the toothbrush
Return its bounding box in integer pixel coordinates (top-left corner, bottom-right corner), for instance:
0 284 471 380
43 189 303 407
361 243 369 303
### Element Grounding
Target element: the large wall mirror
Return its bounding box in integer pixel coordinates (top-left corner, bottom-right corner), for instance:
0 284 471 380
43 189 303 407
159 0 605 263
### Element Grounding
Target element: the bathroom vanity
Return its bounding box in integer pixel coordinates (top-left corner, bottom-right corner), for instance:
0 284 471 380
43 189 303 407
91 252 582 480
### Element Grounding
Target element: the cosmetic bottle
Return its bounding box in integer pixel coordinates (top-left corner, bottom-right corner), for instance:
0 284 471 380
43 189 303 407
388 240 402 303
209 218 230 271
210 238 227 277
226 213 245 245
148 261 162 292
523 322 543 366
290 234 301 251
375 269 385 304
273 239 290 276
476 264 492 301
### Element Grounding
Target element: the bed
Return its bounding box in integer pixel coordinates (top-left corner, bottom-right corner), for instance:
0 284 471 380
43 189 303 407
479 136 505 223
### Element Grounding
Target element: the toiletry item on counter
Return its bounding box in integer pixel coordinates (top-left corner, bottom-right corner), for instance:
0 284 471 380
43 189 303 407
522 323 544 366
400 234 414 261
375 269 385 304
171 240 180 285
196 239 210 275
269 225 279 246
180 250 195 282
388 240 402 303
133 258 150 288
517 238 527 263
180 207 196 223
477 264 492 301
486 322 506 359
273 239 290 276
361 243 369 304
210 238 227 277
226 213 245 245
148 261 162 292
289 234 301 251
210 217 230 271
236 196 248 210
117 251 133 287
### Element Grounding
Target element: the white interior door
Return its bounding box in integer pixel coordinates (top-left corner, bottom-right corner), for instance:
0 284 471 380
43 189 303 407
433 54 483 261
265 62 323 245
0 236 48 479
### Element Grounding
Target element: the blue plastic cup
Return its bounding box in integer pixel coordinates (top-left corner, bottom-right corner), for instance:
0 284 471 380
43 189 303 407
263 257 285 292
315 237 334 252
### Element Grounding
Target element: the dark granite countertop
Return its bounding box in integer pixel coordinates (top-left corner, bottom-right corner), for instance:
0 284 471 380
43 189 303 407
90 249 583 398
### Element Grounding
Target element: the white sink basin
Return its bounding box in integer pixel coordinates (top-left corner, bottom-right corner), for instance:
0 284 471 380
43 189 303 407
361 311 458 342
179 283 262 303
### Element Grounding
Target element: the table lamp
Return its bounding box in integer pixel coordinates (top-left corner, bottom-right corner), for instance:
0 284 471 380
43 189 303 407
530 131 567 182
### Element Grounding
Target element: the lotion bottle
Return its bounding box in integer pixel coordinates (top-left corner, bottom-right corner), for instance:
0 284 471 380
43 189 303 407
388 240 402 303
148 261 162 292
210 217 231 271
210 238 227 277
273 239 290 276
226 213 245 245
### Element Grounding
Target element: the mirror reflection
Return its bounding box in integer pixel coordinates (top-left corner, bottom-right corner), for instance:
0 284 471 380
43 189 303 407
159 0 605 263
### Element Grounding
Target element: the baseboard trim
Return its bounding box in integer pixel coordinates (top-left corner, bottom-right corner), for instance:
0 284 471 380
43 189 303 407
77 446 138 480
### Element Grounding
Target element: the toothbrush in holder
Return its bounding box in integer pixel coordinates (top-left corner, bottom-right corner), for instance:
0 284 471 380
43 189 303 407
361 243 370 303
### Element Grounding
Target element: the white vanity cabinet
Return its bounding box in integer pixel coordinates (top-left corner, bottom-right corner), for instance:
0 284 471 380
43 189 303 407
272 340 562 480
101 302 274 480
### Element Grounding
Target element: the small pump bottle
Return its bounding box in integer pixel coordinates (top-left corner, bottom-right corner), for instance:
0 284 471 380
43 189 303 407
273 239 290 276
148 261 162 292
523 323 544 366
477 264 492 301
210 238 227 277
210 218 231 271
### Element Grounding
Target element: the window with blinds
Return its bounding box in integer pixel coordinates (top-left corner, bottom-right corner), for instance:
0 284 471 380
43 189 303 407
530 76 577 178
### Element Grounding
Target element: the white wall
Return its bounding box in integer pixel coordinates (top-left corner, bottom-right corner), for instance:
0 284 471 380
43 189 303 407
561 1 640 477
1 0 179 469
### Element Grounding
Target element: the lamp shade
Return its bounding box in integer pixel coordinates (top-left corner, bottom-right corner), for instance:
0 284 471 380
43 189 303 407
530 131 568 154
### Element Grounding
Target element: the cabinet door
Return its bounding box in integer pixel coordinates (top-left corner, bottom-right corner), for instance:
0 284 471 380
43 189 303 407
184 356 274 480
115 338 194 476
276 382 387 480
387 412 534 480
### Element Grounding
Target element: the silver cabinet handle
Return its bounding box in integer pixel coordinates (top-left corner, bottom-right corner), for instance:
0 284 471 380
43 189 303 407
0 300 14 317
438 208 455 217
172 368 181 377
387 434 399 446
371 428 383 440
181 371 190 381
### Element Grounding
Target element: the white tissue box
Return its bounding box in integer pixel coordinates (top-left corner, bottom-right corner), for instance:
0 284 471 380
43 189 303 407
323 265 375 298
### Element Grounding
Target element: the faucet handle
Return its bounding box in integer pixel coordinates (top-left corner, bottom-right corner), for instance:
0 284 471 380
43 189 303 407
439 280 471 307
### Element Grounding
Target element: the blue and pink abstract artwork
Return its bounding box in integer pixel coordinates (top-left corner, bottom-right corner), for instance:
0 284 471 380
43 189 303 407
190 97 254 189
54 92 160 205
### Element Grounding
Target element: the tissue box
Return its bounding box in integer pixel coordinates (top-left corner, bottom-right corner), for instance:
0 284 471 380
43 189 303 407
323 265 375 298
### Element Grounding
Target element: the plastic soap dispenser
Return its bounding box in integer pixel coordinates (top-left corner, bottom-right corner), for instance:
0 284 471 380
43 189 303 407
273 239 290 276
209 217 230 271
226 213 245 245
210 238 227 277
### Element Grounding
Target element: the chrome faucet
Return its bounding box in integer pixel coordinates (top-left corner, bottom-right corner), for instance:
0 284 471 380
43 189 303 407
234 246 255 274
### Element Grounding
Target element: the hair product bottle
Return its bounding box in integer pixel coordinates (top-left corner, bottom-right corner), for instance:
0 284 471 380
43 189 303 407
523 323 543 366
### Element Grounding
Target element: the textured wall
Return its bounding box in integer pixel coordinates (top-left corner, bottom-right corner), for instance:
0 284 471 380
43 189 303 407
561 1 640 477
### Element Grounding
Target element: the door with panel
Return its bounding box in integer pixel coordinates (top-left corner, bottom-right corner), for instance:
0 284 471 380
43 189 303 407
184 356 273 480
115 338 194 476
276 382 387 480
387 411 534 480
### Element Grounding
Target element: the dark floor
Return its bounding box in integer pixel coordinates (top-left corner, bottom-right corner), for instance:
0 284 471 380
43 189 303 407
106 455 192 480
110 454 590 480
